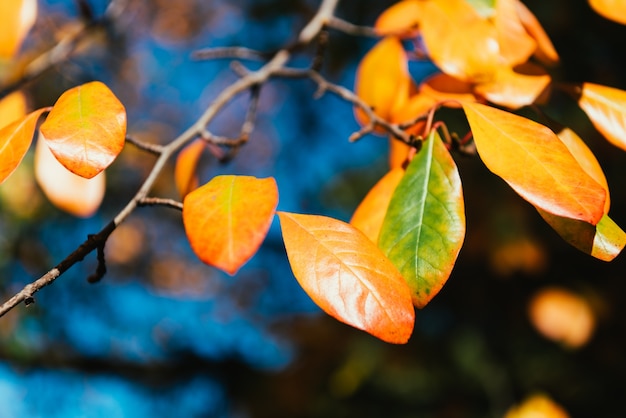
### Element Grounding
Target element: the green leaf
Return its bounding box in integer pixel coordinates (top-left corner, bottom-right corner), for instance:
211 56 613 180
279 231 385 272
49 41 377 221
378 131 465 308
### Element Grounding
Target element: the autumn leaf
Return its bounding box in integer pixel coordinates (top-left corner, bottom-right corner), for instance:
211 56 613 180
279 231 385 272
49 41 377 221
39 81 127 179
418 73 476 106
505 394 570 418
278 211 415 344
378 131 465 308
0 91 28 128
578 82 626 151
0 0 37 59
0 107 48 185
354 37 411 128
589 0 626 24
183 175 278 275
419 0 499 82
34 135 105 218
515 0 559 65
175 138 206 198
350 167 404 243
473 63 551 109
462 102 606 225
494 0 537 67
374 0 422 37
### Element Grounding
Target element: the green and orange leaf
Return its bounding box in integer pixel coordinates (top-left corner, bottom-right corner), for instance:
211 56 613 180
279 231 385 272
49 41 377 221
175 138 206 198
463 102 606 224
0 107 48 185
34 135 105 218
578 82 626 151
378 131 465 308
350 167 404 243
183 175 278 275
278 211 415 344
0 0 37 59
39 81 127 179
354 36 411 128
589 0 626 25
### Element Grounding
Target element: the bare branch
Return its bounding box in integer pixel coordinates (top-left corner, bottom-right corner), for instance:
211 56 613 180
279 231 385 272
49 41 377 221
125 136 164 155
138 197 184 210
192 47 267 61
326 17 379 37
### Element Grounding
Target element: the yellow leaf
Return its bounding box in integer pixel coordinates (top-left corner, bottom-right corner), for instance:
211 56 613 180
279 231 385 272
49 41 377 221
0 91 28 129
589 0 626 24
505 394 570 418
474 63 551 109
34 134 105 218
578 82 626 151
494 0 537 66
40 81 127 179
515 0 559 65
183 175 278 275
279 211 415 344
0 0 37 59
374 0 423 37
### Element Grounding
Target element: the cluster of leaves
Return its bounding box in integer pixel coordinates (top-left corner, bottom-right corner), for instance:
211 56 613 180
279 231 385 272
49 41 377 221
3 0 626 347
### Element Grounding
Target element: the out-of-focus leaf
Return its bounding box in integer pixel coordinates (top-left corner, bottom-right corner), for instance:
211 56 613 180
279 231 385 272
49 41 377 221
34 135 105 218
350 167 404 242
0 91 27 128
474 63 551 109
528 287 596 349
505 394 570 418
388 137 413 169
419 73 477 106
0 107 48 185
420 0 499 82
39 81 127 179
175 138 206 198
379 131 465 308
182 175 278 275
589 0 626 24
463 102 606 225
354 37 411 128
278 211 415 344
495 0 537 66
374 0 423 37
578 82 626 151
0 0 37 59
515 0 559 65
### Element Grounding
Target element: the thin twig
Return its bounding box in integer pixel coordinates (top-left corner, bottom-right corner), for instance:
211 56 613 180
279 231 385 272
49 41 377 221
137 197 184 210
326 17 379 37
125 136 164 155
192 47 267 61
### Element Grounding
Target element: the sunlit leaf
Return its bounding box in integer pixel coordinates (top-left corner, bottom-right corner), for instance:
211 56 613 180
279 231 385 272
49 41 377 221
350 167 404 243
578 82 626 151
419 73 477 106
474 63 551 109
463 102 606 225
419 0 499 82
374 0 423 37
589 0 626 24
354 37 411 128
34 134 105 218
0 107 48 185
175 138 206 198
0 91 27 128
528 287 596 349
515 0 559 65
505 394 570 418
0 0 37 59
495 0 537 66
183 175 278 275
379 131 465 308
39 81 127 179
278 211 415 344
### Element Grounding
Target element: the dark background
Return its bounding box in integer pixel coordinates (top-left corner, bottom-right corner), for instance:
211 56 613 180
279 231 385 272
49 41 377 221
1 0 626 417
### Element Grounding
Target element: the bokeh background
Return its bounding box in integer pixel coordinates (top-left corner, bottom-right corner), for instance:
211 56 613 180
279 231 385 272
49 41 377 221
1 0 626 417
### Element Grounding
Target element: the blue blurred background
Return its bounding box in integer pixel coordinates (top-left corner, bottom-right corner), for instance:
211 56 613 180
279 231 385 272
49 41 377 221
2 0 626 417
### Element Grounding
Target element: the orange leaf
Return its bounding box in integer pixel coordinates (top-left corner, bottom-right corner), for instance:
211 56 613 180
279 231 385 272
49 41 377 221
34 135 105 218
374 0 423 38
0 0 37 59
515 0 559 65
278 211 414 344
474 63 551 109
505 394 570 418
175 138 206 198
463 102 606 224
419 0 499 82
418 73 476 106
578 82 626 151
0 107 48 185
495 0 537 67
589 0 626 24
39 81 127 179
354 37 411 128
0 91 28 129
350 167 404 242
183 175 278 275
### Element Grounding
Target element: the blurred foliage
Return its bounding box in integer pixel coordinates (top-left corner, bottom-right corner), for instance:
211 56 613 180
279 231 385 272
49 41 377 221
1 0 626 417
